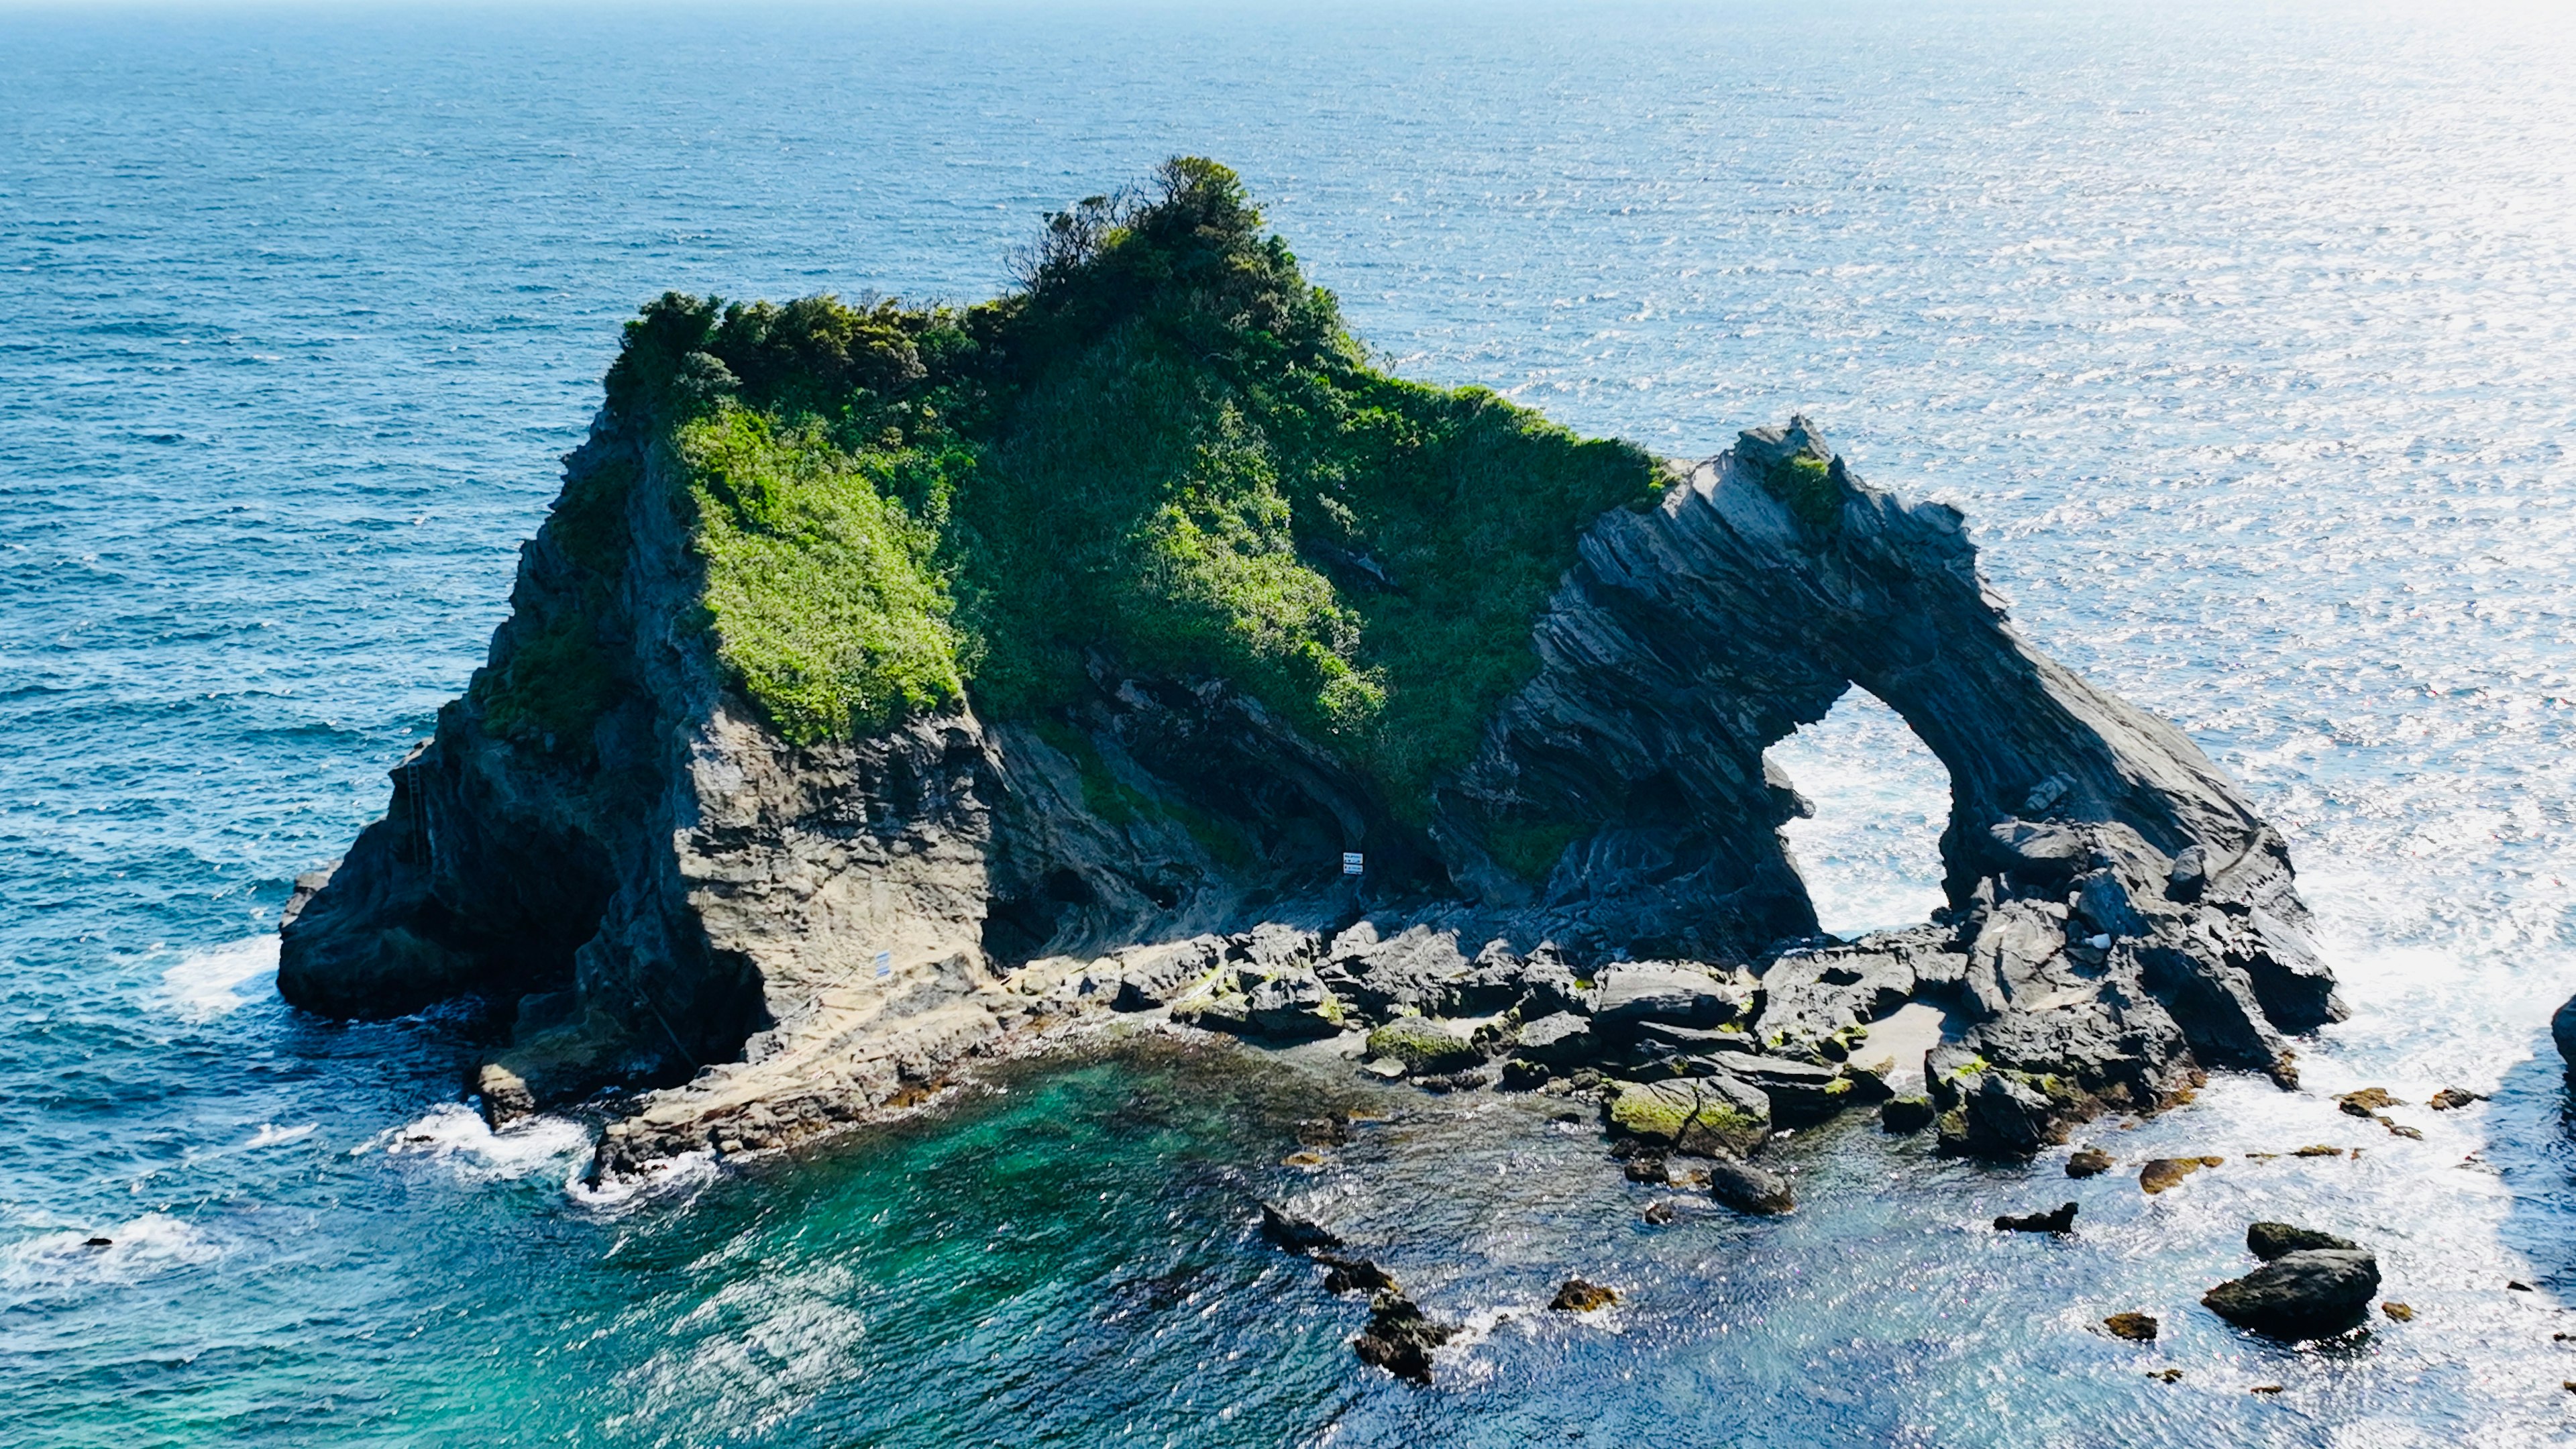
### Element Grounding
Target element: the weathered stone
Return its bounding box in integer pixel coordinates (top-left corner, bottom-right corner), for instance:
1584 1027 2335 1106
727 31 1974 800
1240 972 1346 1040
475 1063 536 1130
1707 1157 1794 1215
2066 1147 2113 1178
1713 1054 1863 1128
1365 1016 1481 1075
2103 1312 2159 1342
2428 1087 2487 1111
2203 1248 2380 1340
1259 1202 1340 1254
2336 1087 2397 1118
1603 1075 1771 1159
1592 962 1752 1032
1353 1294 1454 1384
1319 1256 1397 1295
2138 1157 2221 1193
1513 1011 1598 1067
1548 1279 1618 1312
2247 1222 2358 1260
1994 1202 2077 1234
1880 1095 1935 1134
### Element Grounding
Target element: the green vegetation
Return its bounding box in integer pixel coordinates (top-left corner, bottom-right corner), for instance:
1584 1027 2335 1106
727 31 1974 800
1761 451 1841 531
584 157 1667 852
678 410 966 743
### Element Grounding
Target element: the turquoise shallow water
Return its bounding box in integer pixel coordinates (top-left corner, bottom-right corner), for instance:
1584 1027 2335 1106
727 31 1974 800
8 1 2576 1443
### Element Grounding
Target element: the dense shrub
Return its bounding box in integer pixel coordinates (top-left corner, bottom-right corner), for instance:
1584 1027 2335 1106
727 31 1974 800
586 158 1667 851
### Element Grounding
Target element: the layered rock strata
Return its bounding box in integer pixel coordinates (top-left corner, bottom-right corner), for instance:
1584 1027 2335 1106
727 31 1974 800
280 416 2341 1179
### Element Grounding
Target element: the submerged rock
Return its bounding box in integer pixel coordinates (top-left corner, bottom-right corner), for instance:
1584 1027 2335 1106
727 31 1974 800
2203 1248 2381 1340
2102 1312 2159 1342
2066 1147 2113 1178
1994 1202 2078 1234
1259 1203 1340 1254
1319 1256 1398 1296
1548 1279 1619 1312
1706 1157 1795 1215
1352 1293 1455 1384
2428 1087 2487 1110
2138 1157 2221 1194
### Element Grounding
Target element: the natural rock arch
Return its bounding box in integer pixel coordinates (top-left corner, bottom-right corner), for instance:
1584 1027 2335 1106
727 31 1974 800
1435 418 2288 964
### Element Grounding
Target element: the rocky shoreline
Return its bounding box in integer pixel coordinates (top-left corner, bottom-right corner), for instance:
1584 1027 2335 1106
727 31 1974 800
279 415 2345 1205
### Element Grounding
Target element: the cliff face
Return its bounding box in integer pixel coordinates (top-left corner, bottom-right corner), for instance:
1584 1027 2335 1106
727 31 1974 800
281 404 2341 1174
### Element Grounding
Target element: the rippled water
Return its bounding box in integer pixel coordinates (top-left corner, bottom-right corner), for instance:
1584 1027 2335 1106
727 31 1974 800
7 2 2576 1443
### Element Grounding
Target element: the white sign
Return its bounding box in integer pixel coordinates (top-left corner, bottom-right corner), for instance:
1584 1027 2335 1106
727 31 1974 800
1342 852 1364 875
873 950 893 979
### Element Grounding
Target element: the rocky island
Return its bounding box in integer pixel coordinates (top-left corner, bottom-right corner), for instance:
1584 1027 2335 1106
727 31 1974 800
278 159 2343 1193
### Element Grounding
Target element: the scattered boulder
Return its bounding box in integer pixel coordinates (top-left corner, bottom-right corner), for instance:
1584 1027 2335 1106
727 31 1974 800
1604 1075 1772 1159
2376 1115 2424 1140
1642 1200 1678 1225
2247 1222 2358 1260
2138 1157 2221 1193
83 1237 112 1248
1320 1256 1398 1295
2067 1147 2113 1178
2203 1248 2381 1339
1364 1016 1481 1075
1592 962 1753 1032
1513 1011 1598 1067
2292 1144 2344 1157
2102 1312 2159 1342
2555 991 2576 1075
475 1062 536 1130
2428 1087 2487 1111
1353 1293 1455 1384
1880 1095 1936 1134
2335 1087 2398 1118
2381 1301 2414 1322
1707 1157 1795 1215
1623 1153 1673 1185
1242 973 1347 1040
1295 1117 1351 1147
1549 1279 1619 1312
1260 1202 1340 1254
1994 1201 2078 1234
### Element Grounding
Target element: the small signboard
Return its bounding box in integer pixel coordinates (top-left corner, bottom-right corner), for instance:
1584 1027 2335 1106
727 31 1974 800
1342 852 1364 876
873 950 893 979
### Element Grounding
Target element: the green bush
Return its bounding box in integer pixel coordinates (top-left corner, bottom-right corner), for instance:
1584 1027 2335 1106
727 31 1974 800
590 157 1669 857
678 410 965 743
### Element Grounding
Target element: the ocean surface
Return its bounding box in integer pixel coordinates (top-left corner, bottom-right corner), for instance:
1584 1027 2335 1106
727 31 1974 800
6 1 2576 1443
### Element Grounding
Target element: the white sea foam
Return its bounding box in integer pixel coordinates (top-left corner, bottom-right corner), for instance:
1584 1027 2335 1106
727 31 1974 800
244 1122 315 1148
0 1212 223 1295
358 1103 591 1185
1766 688 1953 938
154 936 277 1020
568 1148 720 1216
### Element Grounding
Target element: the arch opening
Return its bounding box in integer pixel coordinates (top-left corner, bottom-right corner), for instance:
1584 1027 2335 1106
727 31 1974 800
1764 686 1952 939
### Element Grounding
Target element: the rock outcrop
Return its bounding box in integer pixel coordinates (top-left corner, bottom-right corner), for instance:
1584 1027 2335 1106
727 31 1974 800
2204 1248 2381 1340
280 415 2339 1180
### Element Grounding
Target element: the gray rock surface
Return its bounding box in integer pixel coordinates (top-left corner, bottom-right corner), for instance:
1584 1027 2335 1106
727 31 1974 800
2203 1248 2381 1339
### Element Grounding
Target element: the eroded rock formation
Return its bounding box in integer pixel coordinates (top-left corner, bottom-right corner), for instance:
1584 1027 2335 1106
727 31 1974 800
280 415 2341 1180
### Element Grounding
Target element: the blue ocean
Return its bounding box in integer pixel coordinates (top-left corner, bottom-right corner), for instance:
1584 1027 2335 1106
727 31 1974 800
7 2 2576 1442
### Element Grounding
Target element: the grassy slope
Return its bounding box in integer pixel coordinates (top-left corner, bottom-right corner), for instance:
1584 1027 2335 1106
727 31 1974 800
525 159 1664 865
